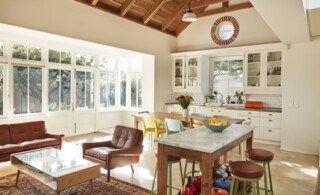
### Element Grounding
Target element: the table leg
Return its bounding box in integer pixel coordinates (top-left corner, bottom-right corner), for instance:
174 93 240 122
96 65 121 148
15 170 20 186
246 131 253 150
157 144 168 195
133 117 139 129
201 153 213 195
91 179 96 195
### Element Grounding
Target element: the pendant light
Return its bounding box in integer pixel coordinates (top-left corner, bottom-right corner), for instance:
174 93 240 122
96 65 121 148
182 0 197 22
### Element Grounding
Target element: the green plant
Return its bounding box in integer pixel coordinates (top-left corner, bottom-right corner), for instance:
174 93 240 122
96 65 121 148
176 95 193 109
234 90 243 99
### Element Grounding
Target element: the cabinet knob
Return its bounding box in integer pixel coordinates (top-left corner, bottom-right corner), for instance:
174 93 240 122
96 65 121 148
268 129 272 132
248 118 251 120
218 110 221 112
268 119 273 122
269 114 273 116
248 112 252 114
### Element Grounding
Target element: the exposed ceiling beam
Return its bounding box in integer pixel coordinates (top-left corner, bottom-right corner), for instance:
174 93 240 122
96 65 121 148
143 0 169 24
198 2 253 18
120 0 136 16
175 7 208 36
182 0 229 11
161 1 189 31
222 1 229 8
91 0 99 6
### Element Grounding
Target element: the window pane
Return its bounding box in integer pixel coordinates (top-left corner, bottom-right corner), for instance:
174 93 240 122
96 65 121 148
100 73 115 108
76 71 85 108
120 72 126 106
29 67 42 113
0 42 3 57
100 73 108 108
76 54 94 66
49 50 60 63
28 47 41 61
86 72 94 109
0 65 3 115
12 44 27 60
48 69 60 111
61 70 71 111
61 52 71 64
138 75 142 107
131 59 142 71
131 75 137 107
100 58 116 70
13 66 28 114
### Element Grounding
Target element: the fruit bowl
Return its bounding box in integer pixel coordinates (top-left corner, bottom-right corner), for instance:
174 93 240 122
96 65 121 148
205 123 230 133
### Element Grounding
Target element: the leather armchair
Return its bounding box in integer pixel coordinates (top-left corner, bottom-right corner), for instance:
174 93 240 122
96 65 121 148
82 125 144 181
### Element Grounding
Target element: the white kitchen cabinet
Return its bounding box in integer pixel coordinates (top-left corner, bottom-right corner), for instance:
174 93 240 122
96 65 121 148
165 104 196 115
259 111 281 141
244 49 283 94
172 55 209 95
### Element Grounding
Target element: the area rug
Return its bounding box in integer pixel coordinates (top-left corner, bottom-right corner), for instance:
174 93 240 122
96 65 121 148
0 173 151 195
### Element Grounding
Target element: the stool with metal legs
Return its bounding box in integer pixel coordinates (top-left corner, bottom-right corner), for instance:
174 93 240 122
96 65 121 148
151 151 184 195
229 161 264 195
246 148 274 195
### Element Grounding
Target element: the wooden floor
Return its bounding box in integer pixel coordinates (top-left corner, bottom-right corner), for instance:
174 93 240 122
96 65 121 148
0 131 318 195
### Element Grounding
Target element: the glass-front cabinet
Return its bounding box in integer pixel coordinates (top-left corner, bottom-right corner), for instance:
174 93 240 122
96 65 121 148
172 55 209 95
244 49 282 94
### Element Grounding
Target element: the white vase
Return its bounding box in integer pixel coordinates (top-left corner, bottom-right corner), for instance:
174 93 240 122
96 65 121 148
183 109 189 118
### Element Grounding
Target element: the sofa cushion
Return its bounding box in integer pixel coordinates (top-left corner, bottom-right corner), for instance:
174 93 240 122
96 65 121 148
111 126 141 148
21 138 60 151
0 144 23 155
9 121 46 144
0 125 11 145
84 147 118 161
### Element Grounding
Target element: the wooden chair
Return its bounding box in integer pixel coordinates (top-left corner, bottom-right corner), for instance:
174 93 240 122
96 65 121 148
142 116 166 146
190 112 207 128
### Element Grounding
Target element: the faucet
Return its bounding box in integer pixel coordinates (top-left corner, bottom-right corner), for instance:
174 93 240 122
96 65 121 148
213 91 224 105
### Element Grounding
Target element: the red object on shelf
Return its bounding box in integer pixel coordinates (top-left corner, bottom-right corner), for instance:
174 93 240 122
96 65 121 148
212 187 229 195
245 101 263 109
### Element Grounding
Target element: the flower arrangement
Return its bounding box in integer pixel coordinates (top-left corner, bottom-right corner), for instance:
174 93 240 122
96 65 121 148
234 90 244 100
176 95 194 109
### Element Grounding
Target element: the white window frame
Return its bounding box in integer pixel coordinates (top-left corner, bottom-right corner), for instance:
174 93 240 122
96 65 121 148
11 42 44 63
0 63 8 118
75 67 96 111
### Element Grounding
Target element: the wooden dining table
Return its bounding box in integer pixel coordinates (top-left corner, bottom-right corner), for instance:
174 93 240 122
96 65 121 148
154 124 255 195
132 112 244 129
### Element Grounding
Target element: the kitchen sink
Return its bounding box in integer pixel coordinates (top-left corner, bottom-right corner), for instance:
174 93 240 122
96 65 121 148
204 103 223 107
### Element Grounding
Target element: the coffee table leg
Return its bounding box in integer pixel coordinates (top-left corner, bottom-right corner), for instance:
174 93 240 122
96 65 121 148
91 179 96 195
15 170 20 186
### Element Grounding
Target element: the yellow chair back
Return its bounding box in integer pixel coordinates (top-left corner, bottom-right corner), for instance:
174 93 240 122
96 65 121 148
213 115 231 118
170 111 182 115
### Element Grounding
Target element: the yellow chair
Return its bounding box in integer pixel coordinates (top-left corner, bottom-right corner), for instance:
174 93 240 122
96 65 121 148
212 115 231 118
142 117 166 145
170 111 182 115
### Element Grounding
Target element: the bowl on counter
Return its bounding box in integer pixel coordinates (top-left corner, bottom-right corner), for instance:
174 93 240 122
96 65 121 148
205 123 230 133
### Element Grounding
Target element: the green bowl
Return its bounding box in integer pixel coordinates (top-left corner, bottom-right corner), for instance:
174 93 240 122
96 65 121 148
205 123 230 133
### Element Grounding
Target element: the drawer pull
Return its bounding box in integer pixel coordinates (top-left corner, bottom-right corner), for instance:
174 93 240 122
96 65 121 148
248 118 251 120
269 114 273 116
218 110 221 112
248 112 252 114
268 129 272 132
268 119 273 122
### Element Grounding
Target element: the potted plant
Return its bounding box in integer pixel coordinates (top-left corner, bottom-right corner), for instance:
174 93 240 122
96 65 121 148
234 90 244 104
176 95 194 117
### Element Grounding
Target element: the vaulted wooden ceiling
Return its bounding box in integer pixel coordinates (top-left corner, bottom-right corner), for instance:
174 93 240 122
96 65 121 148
74 0 253 37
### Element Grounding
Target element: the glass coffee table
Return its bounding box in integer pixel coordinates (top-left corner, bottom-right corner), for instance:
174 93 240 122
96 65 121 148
11 147 100 195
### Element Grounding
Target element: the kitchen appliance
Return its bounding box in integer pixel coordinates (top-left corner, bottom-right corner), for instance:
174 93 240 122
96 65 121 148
245 101 263 109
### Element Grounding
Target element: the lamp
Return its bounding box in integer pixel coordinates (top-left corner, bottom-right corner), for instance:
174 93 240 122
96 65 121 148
182 0 197 22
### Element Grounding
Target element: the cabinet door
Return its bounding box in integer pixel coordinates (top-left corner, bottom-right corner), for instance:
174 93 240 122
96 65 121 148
173 57 185 89
246 52 261 88
266 51 282 87
186 56 201 89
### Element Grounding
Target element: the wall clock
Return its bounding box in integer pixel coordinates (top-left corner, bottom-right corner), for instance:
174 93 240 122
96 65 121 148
211 16 239 45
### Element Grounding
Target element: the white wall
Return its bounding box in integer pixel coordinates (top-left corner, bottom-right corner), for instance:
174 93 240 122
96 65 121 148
281 37 320 154
0 0 176 112
177 9 280 52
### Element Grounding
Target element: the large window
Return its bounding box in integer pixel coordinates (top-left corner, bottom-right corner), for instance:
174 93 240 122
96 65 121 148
0 42 3 57
48 69 71 111
76 71 94 109
99 58 117 109
13 65 42 114
130 73 142 108
212 58 243 100
76 53 95 66
48 49 71 64
12 44 41 61
0 65 3 115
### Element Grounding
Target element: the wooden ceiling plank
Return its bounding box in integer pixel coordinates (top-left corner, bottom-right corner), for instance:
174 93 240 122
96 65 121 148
223 1 229 8
143 0 169 24
91 0 99 5
120 0 137 16
182 0 229 11
198 2 253 18
161 1 189 31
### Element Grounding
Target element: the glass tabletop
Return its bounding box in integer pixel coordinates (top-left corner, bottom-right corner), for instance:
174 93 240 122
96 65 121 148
12 147 97 178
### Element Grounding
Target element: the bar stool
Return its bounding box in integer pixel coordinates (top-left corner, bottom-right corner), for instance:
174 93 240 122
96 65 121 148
246 149 274 195
151 151 184 195
229 161 264 195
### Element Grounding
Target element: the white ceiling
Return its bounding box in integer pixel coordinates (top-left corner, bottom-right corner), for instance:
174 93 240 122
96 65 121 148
249 0 311 44
307 7 320 36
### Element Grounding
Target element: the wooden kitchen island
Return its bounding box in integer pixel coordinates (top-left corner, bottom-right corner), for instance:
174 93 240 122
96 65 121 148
154 124 255 195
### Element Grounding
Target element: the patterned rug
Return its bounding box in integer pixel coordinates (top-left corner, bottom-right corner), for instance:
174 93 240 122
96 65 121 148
0 173 151 195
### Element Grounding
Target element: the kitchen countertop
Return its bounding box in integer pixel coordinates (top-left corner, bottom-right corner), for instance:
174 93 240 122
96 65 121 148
165 102 282 113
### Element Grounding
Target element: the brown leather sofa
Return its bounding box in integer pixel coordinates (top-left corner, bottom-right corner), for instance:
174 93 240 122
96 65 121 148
82 125 143 181
0 121 64 162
